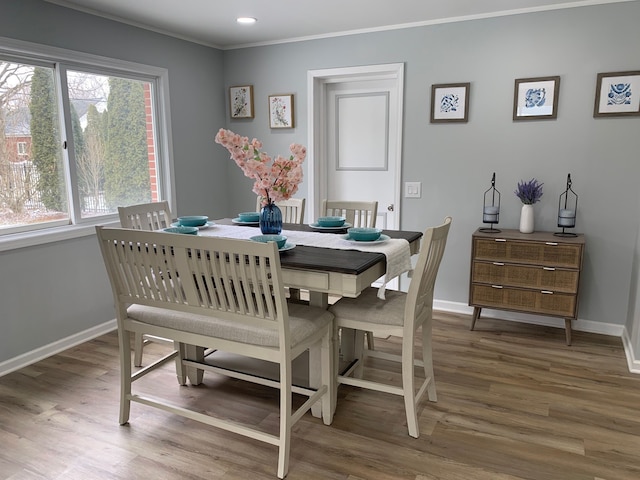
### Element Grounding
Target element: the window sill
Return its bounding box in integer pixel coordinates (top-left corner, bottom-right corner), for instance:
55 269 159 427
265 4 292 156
0 220 121 252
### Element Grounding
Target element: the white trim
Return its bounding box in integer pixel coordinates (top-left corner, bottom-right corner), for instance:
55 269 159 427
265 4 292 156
307 63 404 225
0 320 116 378
621 327 640 373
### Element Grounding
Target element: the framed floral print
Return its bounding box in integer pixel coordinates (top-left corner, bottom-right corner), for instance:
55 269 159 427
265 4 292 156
513 76 560 121
229 85 254 119
430 83 470 123
594 71 640 117
269 94 295 128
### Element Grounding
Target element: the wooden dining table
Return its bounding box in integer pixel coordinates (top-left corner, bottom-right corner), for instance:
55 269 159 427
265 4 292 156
188 218 423 415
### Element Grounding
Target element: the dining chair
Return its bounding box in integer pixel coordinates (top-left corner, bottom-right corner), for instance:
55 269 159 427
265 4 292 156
118 201 174 366
321 199 379 349
328 216 452 438
321 199 378 228
257 196 306 224
96 226 334 479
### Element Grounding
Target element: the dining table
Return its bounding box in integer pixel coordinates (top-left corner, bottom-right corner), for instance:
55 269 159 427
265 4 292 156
184 218 423 416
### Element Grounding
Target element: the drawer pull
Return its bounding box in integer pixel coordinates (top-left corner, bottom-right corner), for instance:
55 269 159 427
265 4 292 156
494 238 507 242
543 267 556 271
541 290 554 294
493 262 505 266
545 242 559 246
491 285 503 289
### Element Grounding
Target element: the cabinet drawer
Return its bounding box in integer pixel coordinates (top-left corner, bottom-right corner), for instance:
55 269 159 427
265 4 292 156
470 284 577 318
473 238 582 268
472 261 579 293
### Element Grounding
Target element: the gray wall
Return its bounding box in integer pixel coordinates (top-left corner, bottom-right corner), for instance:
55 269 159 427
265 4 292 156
0 0 228 365
220 3 640 340
1 0 640 369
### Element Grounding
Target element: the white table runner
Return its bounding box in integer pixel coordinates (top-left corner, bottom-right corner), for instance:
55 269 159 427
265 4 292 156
200 224 412 299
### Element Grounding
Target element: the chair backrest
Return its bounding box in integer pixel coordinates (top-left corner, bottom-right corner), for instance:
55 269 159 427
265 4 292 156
118 201 172 231
405 217 452 332
96 226 291 348
256 197 306 224
321 200 378 228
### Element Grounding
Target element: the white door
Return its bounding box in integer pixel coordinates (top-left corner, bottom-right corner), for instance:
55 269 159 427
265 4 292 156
307 64 404 229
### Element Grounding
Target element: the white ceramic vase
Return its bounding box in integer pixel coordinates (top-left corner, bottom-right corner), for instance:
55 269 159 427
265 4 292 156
519 204 534 233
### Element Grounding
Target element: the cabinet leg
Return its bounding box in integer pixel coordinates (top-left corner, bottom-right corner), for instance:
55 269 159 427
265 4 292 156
564 319 572 346
470 307 481 330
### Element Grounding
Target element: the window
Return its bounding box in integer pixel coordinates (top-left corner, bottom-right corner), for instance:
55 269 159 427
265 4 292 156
0 38 172 241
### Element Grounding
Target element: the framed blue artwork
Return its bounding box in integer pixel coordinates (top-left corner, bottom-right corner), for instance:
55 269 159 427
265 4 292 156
513 76 560 121
594 71 640 118
430 83 470 123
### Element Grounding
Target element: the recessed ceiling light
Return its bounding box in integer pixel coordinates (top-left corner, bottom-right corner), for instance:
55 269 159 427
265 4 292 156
237 17 257 25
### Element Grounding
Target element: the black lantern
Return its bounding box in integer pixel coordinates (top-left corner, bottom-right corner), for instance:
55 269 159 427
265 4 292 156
555 173 578 237
480 172 501 233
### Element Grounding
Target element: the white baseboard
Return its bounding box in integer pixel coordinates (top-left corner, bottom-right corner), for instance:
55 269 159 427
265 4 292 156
621 327 640 373
0 320 116 377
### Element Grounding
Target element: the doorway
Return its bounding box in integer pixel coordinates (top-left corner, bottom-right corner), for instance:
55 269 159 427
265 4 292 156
307 63 404 228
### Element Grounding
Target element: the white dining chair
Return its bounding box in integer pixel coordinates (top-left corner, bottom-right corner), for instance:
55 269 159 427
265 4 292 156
328 216 452 438
96 226 334 479
257 196 306 224
321 199 378 228
321 199 379 349
118 200 174 366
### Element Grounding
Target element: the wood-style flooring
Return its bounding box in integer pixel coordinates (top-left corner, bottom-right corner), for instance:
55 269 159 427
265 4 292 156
1 312 639 479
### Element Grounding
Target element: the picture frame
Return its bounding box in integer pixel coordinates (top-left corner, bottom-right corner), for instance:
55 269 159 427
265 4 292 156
594 71 640 117
513 76 560 121
430 83 470 123
269 94 295 128
229 85 254 119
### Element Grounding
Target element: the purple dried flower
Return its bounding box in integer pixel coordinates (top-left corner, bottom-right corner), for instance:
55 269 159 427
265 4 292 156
515 178 543 204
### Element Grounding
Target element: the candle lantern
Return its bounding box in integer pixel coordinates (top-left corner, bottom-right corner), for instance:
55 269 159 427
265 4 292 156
555 173 578 237
480 172 501 233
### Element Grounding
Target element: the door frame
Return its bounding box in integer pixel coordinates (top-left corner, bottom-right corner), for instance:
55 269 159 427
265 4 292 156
307 63 404 224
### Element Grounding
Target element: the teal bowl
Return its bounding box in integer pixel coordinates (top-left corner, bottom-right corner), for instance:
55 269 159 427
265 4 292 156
163 226 198 235
347 227 382 242
317 216 346 227
177 215 208 227
250 234 287 249
238 212 260 223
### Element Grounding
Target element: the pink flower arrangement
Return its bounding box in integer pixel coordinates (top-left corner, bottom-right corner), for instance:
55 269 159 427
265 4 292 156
215 128 306 206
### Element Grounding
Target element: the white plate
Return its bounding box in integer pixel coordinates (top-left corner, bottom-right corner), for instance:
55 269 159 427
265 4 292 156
340 233 390 245
279 242 296 252
308 222 352 230
232 217 259 225
171 221 215 230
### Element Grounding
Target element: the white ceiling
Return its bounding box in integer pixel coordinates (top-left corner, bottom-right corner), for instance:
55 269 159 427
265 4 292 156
44 0 631 49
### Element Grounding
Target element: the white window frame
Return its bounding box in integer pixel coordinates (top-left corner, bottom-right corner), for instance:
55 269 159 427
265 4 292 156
0 36 175 252
17 142 27 155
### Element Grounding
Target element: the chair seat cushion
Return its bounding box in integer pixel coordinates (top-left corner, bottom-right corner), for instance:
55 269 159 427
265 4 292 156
127 302 333 348
328 286 406 326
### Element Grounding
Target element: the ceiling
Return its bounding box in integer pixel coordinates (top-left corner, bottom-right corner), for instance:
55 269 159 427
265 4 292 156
44 0 630 49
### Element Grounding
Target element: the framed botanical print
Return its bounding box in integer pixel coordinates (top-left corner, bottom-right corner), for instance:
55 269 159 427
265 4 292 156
513 76 560 120
269 94 294 128
229 85 254 119
430 83 470 123
594 71 640 117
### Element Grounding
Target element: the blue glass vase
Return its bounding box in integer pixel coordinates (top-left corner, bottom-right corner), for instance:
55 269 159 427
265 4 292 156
259 202 283 234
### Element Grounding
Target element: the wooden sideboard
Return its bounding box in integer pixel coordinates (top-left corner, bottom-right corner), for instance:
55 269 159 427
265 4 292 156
469 228 585 345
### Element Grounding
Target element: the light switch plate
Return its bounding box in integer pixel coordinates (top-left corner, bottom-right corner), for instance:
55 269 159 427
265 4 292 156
405 181 421 198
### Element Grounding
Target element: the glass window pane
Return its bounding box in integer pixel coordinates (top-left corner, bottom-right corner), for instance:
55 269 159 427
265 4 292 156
0 61 68 232
67 70 159 219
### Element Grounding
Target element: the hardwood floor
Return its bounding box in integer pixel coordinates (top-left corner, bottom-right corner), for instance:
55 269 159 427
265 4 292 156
1 312 639 479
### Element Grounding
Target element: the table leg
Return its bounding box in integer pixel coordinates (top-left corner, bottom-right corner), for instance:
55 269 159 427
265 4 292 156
308 291 329 418
564 318 572 346
470 306 482 330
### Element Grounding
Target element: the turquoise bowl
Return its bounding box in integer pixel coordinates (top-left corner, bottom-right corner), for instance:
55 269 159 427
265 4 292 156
177 215 208 227
250 234 287 249
317 216 346 227
347 227 382 242
163 226 198 235
238 212 260 223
